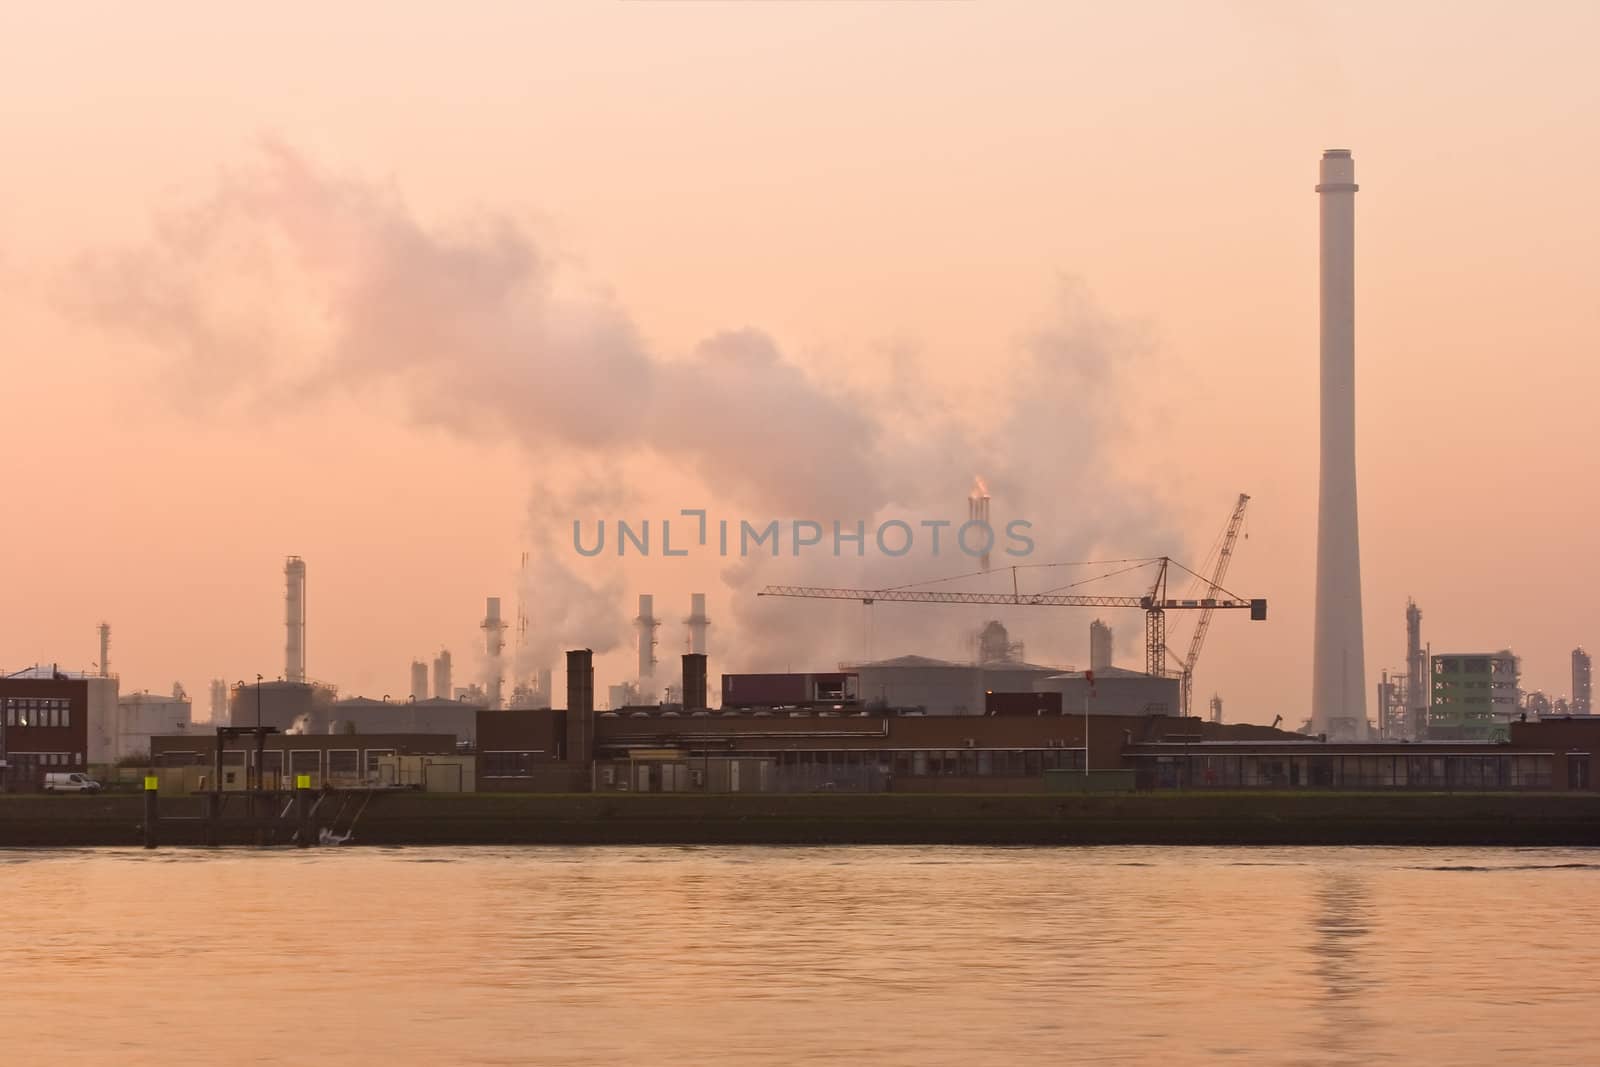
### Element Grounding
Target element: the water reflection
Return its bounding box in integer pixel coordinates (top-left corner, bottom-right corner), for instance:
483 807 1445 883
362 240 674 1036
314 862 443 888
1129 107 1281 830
1308 870 1378 1064
0 847 1594 1066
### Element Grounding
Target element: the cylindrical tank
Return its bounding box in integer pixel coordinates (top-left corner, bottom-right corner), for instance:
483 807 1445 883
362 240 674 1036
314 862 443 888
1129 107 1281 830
433 649 453 701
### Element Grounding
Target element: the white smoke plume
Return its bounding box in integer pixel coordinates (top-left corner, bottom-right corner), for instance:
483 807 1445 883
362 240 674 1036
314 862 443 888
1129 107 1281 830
66 143 1180 674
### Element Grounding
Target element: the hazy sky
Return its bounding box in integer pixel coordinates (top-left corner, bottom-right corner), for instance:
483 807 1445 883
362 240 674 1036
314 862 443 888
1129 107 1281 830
2 2 1596 720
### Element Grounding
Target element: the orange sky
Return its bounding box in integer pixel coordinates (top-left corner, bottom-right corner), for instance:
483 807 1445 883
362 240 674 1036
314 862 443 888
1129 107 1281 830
2 2 1597 720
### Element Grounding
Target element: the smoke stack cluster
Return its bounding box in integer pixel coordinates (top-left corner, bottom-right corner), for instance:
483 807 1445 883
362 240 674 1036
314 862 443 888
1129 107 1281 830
285 556 306 683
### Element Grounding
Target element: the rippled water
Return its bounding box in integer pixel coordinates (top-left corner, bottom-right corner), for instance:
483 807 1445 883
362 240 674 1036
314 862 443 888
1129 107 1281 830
4 846 1597 1065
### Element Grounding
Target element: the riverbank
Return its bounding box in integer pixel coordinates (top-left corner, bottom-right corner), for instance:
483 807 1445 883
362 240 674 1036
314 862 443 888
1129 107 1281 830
2 791 1598 847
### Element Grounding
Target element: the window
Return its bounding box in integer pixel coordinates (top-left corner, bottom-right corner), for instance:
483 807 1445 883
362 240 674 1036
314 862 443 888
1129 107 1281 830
364 749 395 776
481 751 535 778
327 749 360 779
258 750 285 787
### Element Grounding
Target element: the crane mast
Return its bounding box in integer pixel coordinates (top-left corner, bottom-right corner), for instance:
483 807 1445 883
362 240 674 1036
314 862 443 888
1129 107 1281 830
1178 494 1251 717
760 555 1265 692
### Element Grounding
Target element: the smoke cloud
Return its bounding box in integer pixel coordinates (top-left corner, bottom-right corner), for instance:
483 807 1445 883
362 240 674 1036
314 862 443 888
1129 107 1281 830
67 143 1178 677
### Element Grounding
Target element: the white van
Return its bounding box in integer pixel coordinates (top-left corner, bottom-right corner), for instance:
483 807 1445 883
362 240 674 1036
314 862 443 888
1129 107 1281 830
44 772 102 794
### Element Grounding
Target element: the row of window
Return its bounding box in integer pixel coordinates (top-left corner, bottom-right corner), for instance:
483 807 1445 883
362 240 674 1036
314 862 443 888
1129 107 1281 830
702 748 1085 777
482 751 547 777
154 749 397 777
4 752 84 768
3 697 72 728
1138 753 1555 790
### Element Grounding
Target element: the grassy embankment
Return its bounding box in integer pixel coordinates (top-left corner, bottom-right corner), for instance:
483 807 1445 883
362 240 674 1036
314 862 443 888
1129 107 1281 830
1 791 1597 847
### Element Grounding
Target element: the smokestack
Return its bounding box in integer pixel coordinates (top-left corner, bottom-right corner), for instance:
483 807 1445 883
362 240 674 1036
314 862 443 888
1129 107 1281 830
1311 149 1368 740
636 594 658 684
433 649 453 700
682 653 708 712
565 648 594 768
1406 600 1427 740
1089 619 1113 673
565 648 594 714
968 477 992 572
285 556 307 683
410 660 429 701
686 593 710 655
482 597 506 709
98 621 110 677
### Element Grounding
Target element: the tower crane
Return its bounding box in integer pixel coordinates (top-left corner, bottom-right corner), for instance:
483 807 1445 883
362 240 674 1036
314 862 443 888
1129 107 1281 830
759 555 1265 682
1172 493 1251 717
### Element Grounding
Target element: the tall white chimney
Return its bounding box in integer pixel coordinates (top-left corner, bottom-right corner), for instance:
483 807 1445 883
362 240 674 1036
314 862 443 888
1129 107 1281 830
285 556 307 683
482 598 506 709
98 622 110 677
1312 150 1368 739
636 594 659 684
687 593 710 656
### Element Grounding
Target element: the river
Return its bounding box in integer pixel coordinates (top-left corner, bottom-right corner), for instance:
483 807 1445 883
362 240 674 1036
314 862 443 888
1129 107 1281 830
4 846 1596 1064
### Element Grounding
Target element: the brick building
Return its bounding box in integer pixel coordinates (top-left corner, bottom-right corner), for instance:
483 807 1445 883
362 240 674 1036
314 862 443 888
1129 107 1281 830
1 673 92 790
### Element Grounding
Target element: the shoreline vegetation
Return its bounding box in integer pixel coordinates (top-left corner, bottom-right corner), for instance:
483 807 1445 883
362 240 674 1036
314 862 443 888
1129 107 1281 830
1 792 1597 848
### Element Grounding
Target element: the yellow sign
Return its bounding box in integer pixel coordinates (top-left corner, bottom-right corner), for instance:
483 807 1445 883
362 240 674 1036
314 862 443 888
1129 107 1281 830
143 776 159 792
295 774 311 789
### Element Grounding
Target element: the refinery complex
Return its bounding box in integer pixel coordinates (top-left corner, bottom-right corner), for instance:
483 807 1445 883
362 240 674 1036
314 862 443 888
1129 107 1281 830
1 149 1594 798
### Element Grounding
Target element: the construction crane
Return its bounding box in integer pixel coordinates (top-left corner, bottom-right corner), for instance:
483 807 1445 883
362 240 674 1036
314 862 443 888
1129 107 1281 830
759 556 1265 680
1174 493 1251 717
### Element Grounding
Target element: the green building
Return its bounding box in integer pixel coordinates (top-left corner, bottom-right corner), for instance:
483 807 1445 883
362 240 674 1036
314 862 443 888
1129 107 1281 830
1429 651 1520 741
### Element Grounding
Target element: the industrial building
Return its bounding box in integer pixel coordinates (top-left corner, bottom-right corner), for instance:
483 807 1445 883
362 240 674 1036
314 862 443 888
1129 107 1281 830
1574 648 1592 717
1428 651 1520 741
0 669 95 789
1033 667 1179 718
849 655 1064 716
147 732 466 791
328 696 479 744
115 688 195 760
227 680 338 734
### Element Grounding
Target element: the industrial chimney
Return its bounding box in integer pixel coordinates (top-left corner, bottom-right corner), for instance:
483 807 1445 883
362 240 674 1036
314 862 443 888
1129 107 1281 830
565 648 595 768
98 622 110 677
968 478 992 572
687 593 710 655
1089 620 1113 673
1311 149 1368 740
482 598 506 709
682 653 708 712
1406 600 1427 739
636 594 659 684
285 556 307 684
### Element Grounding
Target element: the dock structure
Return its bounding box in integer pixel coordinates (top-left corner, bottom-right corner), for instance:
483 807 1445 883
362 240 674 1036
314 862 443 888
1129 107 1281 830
140 725 390 848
